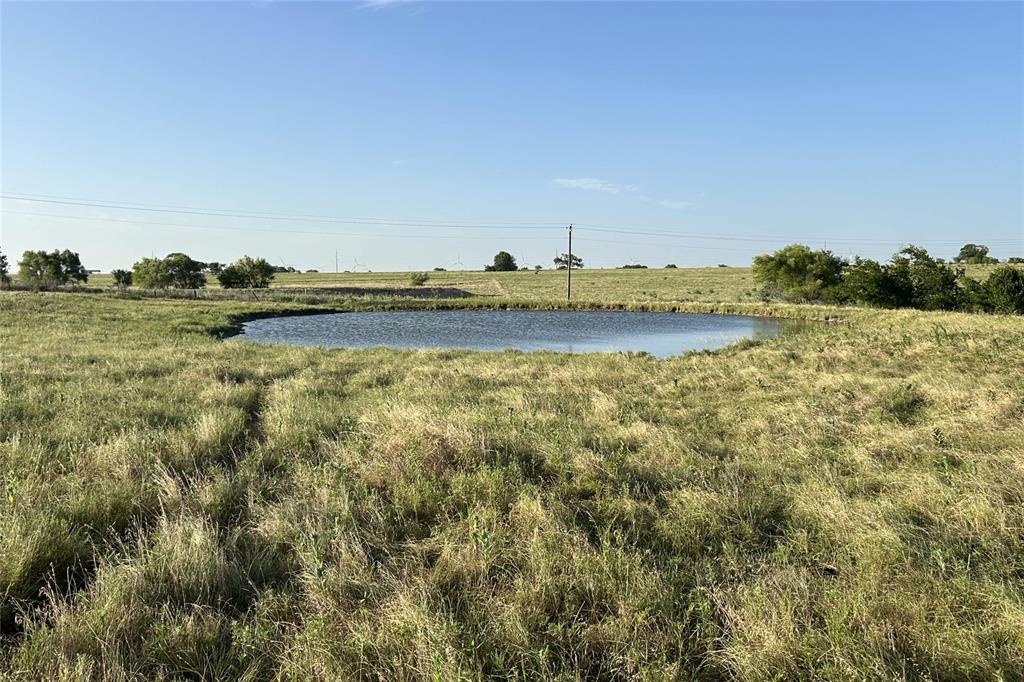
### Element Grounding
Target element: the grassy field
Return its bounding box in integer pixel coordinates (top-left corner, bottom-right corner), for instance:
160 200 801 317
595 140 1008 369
81 263 1016 307
1 278 1023 679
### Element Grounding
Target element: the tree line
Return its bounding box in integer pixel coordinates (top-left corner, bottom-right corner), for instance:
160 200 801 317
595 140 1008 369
122 253 278 289
0 248 281 290
753 243 1024 314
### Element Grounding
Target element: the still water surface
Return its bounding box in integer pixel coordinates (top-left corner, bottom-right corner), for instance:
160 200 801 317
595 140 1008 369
232 310 791 358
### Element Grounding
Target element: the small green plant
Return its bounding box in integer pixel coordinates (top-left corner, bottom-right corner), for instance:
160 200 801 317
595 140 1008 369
409 272 429 286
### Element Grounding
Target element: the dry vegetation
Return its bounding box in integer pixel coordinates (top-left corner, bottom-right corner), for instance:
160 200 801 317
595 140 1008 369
1 280 1022 679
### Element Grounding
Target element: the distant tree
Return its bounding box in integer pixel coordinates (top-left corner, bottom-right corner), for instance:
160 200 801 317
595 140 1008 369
664 264 678 269
554 253 583 270
132 257 172 289
0 247 9 286
519 266 529 271
218 256 276 289
111 269 133 288
433 267 447 271
17 249 88 288
534 264 542 271
953 243 999 265
983 266 1024 314
619 264 647 269
752 244 845 301
1008 257 1024 264
164 253 206 289
718 264 729 268
205 262 224 275
305 269 319 273
484 251 518 272
409 272 429 286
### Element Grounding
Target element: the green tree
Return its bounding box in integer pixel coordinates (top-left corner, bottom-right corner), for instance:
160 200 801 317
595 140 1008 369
890 245 963 310
132 257 172 289
752 244 845 301
164 253 207 289
17 249 88 288
218 256 277 289
111 269 133 288
484 251 518 272
0 247 9 286
553 253 583 270
953 243 998 265
838 257 913 308
983 266 1024 314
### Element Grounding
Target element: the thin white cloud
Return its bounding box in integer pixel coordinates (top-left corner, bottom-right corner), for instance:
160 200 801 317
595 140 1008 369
552 177 691 210
359 0 409 10
552 178 624 194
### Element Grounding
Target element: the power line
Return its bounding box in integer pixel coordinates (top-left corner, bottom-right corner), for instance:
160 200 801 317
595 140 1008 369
4 191 1020 247
0 210 560 242
0 193 562 230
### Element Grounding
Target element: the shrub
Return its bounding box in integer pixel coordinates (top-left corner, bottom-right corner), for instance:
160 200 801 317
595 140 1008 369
132 257 172 289
433 267 446 272
133 254 206 289
111 269 133 288
484 251 517 272
218 256 276 289
983 266 1024 314
17 249 88 288
752 244 845 302
664 264 678 269
409 272 429 286
619 264 648 269
839 258 911 308
890 246 963 310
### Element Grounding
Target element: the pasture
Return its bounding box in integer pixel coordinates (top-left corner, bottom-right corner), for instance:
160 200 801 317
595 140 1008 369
1 274 1022 679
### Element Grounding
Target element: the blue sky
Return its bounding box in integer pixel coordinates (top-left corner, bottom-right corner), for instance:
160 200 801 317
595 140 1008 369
2 1 1021 271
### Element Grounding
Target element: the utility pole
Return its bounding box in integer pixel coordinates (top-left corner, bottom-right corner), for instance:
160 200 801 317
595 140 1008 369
335 250 339 274
567 223 573 301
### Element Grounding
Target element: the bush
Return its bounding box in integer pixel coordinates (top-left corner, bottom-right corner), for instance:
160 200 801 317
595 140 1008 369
133 254 206 289
752 244 845 302
619 264 647 269
890 246 963 310
132 257 172 289
409 272 429 286
983 266 1024 314
484 251 517 272
839 258 912 308
111 269 133 288
17 249 88 288
664 264 678 269
218 256 276 289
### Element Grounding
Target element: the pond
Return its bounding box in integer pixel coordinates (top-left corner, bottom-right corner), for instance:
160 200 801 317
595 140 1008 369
230 310 794 358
